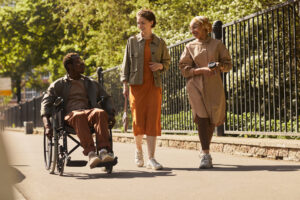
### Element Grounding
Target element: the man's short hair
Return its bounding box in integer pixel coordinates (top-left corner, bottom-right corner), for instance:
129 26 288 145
63 53 80 72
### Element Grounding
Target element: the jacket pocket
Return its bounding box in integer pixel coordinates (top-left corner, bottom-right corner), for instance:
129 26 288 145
130 52 138 72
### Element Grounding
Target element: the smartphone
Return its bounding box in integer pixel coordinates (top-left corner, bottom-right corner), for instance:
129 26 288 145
208 62 217 69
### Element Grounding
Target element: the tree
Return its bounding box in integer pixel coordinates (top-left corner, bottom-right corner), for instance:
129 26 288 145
0 0 64 102
0 0 286 102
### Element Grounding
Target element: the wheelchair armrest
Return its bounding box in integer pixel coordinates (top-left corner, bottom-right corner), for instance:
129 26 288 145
97 96 106 105
97 96 115 117
53 97 64 112
54 97 63 107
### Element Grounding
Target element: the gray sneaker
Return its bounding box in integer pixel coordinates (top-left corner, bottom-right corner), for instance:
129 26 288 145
99 149 114 163
147 158 163 170
135 150 144 167
199 154 213 169
88 151 101 169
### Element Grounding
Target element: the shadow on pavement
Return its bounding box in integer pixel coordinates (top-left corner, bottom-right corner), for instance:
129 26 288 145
63 169 175 179
168 164 300 172
10 167 26 183
208 164 300 172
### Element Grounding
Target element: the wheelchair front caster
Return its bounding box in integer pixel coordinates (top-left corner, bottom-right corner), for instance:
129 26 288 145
105 165 113 174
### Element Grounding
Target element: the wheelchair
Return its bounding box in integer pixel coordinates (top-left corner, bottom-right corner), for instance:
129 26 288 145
43 97 118 176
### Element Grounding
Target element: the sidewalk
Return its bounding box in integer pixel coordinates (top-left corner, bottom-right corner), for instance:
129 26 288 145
13 187 26 200
4 129 300 200
6 127 300 162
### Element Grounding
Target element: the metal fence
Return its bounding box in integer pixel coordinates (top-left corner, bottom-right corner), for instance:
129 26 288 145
4 0 300 136
4 96 43 128
222 0 299 135
103 0 300 135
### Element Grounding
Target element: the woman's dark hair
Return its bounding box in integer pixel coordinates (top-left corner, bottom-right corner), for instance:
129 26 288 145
137 9 156 28
63 52 80 72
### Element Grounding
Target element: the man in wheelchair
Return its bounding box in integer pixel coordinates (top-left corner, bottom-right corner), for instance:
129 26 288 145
41 52 116 169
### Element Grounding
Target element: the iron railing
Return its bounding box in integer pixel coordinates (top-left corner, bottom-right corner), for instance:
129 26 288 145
4 96 43 128
4 0 300 136
102 0 300 135
222 0 299 135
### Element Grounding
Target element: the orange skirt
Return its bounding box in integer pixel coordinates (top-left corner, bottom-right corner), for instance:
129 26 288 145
129 39 162 136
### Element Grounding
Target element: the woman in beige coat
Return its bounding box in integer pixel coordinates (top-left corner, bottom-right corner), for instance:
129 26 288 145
179 16 232 169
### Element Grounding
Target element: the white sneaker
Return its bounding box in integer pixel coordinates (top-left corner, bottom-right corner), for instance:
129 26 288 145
147 158 163 170
99 149 114 163
135 150 144 167
88 151 101 169
199 154 213 169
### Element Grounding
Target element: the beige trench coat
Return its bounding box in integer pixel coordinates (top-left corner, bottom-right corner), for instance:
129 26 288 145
179 37 232 126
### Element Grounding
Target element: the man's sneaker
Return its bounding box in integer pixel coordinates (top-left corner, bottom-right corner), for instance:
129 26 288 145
146 158 163 170
135 150 144 167
199 154 213 169
99 149 114 163
88 151 101 169
108 152 114 159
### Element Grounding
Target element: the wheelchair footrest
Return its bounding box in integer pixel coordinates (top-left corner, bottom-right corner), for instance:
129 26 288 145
66 160 88 167
95 157 118 168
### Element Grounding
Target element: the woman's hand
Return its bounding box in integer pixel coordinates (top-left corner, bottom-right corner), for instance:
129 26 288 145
193 65 221 76
149 62 163 71
193 67 214 76
216 62 225 71
123 82 129 99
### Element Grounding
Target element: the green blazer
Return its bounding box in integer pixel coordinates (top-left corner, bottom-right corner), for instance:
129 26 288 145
120 33 171 87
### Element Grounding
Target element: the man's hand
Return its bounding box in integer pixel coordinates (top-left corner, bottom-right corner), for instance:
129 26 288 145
42 116 53 139
108 115 116 129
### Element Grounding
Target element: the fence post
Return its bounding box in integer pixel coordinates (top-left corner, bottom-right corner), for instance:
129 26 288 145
33 98 36 128
212 20 223 40
97 67 103 86
212 20 225 136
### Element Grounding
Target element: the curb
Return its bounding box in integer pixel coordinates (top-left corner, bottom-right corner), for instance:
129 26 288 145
6 127 300 162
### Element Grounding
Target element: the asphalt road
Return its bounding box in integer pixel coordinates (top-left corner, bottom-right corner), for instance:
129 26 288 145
2 130 300 200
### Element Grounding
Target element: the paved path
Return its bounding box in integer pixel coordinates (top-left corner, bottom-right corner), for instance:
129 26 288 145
2 130 300 200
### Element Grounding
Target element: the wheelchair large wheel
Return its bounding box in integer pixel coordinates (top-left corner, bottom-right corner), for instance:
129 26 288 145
44 124 57 174
43 128 53 170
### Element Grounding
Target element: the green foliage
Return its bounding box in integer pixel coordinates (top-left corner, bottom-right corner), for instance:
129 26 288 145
224 9 300 124
114 110 133 131
226 112 300 132
150 0 285 45
0 0 287 99
161 109 197 131
0 0 65 99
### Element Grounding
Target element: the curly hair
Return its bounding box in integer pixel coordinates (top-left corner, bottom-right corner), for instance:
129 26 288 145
190 16 212 33
137 9 156 28
63 52 80 72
